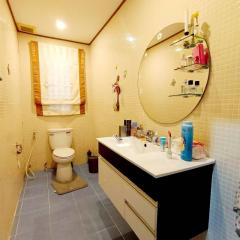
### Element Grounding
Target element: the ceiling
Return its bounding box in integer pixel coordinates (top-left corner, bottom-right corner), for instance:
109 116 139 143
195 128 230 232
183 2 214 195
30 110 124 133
8 0 124 44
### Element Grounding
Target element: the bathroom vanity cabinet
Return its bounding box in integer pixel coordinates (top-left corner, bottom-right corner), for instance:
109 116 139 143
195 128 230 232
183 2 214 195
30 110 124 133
99 157 158 240
97 137 215 240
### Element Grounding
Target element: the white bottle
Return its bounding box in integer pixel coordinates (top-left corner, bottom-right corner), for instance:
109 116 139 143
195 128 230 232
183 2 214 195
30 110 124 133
152 132 159 144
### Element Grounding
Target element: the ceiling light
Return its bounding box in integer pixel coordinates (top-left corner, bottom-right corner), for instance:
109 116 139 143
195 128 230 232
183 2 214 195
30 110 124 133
56 20 66 30
126 35 136 43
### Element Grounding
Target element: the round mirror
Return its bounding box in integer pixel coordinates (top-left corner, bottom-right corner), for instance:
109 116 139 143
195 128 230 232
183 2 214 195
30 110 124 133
138 23 210 124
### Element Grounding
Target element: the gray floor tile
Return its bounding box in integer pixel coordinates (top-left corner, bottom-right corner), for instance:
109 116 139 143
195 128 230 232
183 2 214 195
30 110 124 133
99 193 113 206
49 191 74 208
25 174 48 188
50 204 80 224
104 204 132 236
21 195 49 214
50 218 83 240
87 173 98 182
97 226 123 240
23 185 48 199
77 194 108 215
48 183 56 193
80 210 114 234
72 185 96 201
14 226 51 240
16 208 49 236
77 195 114 233
90 182 105 194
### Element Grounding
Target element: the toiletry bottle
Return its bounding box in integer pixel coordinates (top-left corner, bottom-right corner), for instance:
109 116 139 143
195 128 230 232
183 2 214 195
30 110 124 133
131 122 138 136
204 48 209 65
192 44 204 64
181 121 193 161
152 131 158 144
126 120 131 136
159 136 167 152
119 125 127 137
184 9 189 36
197 43 205 64
192 46 200 64
124 120 131 136
167 131 172 159
136 124 144 138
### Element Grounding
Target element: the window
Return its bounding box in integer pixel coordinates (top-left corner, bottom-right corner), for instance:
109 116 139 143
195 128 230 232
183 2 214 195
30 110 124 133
29 41 86 116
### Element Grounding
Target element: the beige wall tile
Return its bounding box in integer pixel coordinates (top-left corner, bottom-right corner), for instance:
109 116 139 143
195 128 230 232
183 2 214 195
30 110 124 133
0 0 24 238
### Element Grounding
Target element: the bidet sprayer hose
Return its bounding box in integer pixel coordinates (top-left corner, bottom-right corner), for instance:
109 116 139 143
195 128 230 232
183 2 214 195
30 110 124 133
25 132 37 180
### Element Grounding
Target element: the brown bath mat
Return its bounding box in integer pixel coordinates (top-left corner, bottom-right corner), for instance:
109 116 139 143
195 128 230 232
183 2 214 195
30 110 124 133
51 172 88 195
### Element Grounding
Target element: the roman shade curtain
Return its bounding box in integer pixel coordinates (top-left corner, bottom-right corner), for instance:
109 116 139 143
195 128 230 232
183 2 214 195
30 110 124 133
29 41 86 116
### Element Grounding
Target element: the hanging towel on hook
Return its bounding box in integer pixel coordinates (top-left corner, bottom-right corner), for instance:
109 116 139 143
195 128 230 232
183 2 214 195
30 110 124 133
234 182 240 237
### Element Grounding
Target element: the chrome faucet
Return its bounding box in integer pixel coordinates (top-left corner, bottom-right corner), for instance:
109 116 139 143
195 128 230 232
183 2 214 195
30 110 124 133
114 135 122 142
145 130 154 142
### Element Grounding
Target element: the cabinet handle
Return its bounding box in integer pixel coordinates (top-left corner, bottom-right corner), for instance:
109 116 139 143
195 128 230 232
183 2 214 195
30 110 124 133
124 199 156 236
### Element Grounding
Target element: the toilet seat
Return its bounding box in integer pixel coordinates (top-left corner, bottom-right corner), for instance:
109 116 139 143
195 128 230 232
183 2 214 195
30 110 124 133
53 148 75 158
53 148 75 163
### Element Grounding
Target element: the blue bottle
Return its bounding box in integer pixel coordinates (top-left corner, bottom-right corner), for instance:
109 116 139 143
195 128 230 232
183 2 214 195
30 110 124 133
181 121 193 161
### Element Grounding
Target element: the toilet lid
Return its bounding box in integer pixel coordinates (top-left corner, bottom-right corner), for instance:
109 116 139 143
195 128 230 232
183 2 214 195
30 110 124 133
53 148 75 158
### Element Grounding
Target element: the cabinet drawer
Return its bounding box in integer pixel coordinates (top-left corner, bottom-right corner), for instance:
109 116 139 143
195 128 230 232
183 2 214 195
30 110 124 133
124 180 157 233
99 156 157 238
99 157 124 214
124 199 156 240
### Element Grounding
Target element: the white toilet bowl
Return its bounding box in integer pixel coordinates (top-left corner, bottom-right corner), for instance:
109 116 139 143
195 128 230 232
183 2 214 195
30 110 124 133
53 147 75 182
48 128 75 183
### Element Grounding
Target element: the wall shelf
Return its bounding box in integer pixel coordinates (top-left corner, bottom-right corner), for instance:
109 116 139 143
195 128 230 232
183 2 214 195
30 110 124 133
168 93 202 98
174 63 208 72
170 33 204 47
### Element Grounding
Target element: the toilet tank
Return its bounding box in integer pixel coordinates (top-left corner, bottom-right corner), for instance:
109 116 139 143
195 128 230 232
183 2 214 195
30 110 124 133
48 128 73 150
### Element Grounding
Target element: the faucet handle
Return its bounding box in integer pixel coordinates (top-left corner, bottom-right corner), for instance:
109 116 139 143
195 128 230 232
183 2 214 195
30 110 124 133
145 130 154 142
113 134 122 142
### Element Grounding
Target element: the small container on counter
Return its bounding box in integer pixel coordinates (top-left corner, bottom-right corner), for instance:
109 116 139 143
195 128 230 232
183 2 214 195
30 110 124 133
131 122 138 136
119 125 127 137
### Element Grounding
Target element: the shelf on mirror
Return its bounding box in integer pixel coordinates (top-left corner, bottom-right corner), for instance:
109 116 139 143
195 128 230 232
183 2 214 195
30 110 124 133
168 93 203 98
170 33 204 47
174 63 208 72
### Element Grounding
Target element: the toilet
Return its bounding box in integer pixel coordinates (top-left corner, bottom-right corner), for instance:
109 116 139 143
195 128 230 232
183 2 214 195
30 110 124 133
48 128 75 183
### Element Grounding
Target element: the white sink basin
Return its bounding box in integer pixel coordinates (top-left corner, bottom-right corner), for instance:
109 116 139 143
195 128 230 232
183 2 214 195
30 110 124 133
115 137 160 154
